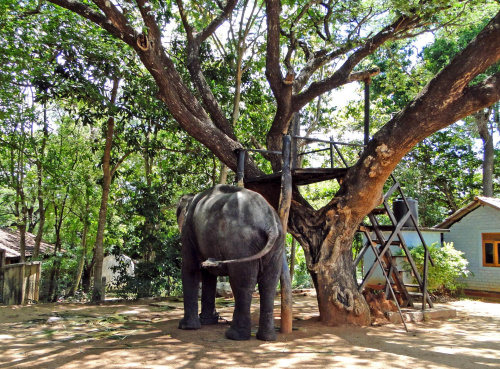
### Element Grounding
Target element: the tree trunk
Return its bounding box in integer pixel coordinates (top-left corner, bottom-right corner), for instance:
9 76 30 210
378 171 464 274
82 256 94 293
34 104 49 259
92 77 120 302
68 197 90 297
33 161 46 259
289 201 372 325
474 109 494 197
18 222 27 263
45 0 500 326
143 128 155 262
48 228 62 302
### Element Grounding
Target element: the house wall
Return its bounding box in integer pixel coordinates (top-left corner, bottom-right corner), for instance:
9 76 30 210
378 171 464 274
362 230 444 286
102 255 135 287
443 205 500 293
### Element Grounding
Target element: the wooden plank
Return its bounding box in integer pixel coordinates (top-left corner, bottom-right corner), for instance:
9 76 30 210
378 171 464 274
243 167 348 186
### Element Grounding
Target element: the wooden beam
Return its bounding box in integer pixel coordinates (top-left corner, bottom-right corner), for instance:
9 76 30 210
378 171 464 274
278 135 293 334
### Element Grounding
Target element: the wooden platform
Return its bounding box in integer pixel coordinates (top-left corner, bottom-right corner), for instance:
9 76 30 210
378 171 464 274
243 167 348 186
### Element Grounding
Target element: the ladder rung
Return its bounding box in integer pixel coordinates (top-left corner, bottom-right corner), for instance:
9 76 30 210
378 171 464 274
408 292 423 297
372 240 401 246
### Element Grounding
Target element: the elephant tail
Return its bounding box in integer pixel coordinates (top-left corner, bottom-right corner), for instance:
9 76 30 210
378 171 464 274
201 223 281 268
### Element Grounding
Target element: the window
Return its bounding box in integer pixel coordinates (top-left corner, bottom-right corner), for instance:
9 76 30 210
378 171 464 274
482 233 500 267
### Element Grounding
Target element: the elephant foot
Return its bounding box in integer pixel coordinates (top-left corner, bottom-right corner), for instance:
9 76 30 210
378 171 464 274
225 326 251 341
256 326 277 341
200 311 219 325
178 316 201 330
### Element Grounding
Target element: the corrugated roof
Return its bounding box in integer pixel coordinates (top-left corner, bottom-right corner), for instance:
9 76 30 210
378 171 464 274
434 196 500 229
0 227 55 259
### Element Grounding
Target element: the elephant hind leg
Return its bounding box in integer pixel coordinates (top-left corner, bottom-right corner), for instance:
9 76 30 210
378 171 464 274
225 267 257 341
256 268 281 341
178 317 201 330
200 269 219 325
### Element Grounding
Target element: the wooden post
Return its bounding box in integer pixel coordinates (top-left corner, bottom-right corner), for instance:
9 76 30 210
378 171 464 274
423 248 429 311
236 149 246 188
278 134 293 334
101 276 106 302
291 114 300 169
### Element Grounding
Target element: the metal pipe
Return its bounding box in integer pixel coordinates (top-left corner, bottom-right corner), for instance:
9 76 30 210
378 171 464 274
291 135 365 147
244 148 282 155
364 80 370 146
329 136 334 169
236 149 246 188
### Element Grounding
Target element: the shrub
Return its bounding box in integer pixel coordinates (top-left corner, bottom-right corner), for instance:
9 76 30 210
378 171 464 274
403 242 471 295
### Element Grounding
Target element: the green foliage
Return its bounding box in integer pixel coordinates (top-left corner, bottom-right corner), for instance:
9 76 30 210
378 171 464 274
39 250 79 300
111 234 182 299
393 124 482 226
403 242 471 295
291 243 313 289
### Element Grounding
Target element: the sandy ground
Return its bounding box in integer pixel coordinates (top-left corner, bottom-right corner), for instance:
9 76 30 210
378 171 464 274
1 292 499 369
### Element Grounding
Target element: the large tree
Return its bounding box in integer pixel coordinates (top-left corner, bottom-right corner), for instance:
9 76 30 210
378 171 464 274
39 0 500 325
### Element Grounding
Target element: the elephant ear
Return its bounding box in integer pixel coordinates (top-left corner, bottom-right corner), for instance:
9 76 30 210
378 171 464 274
176 194 195 219
176 193 195 230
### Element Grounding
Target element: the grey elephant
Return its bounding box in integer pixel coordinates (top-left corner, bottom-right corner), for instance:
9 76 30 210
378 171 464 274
176 184 284 341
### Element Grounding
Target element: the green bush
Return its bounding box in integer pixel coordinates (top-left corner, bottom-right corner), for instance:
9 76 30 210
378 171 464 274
403 242 471 295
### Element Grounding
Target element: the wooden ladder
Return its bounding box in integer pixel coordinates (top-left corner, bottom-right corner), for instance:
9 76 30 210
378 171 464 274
355 175 434 311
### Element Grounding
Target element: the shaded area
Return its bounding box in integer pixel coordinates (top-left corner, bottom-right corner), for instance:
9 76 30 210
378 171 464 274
0 294 499 368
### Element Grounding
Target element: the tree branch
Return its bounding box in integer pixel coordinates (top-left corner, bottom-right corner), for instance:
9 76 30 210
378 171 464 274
199 0 239 42
136 0 163 47
339 10 500 216
48 0 137 45
265 0 284 95
293 14 421 108
176 0 238 140
110 150 134 178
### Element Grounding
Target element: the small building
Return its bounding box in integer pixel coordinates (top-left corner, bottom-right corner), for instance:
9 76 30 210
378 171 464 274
0 227 55 264
435 196 500 294
0 228 55 305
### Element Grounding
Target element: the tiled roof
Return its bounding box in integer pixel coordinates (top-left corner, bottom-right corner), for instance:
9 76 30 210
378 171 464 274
434 196 500 229
0 227 55 259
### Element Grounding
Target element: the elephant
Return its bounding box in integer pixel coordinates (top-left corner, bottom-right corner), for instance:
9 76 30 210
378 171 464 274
176 184 285 341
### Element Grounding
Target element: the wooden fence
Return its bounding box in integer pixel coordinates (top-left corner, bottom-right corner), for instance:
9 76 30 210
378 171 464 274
0 261 41 305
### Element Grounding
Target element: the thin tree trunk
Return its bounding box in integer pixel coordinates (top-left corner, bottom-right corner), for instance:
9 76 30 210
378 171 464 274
474 108 494 197
143 126 155 262
33 161 46 259
92 77 120 302
219 163 228 184
16 119 28 263
34 103 49 259
68 195 91 297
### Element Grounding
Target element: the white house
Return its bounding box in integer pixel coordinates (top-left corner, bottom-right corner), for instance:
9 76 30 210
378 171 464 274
102 254 135 287
362 227 448 286
435 196 500 294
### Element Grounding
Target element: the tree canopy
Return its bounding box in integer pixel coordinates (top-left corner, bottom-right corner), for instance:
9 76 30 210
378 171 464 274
1 0 500 325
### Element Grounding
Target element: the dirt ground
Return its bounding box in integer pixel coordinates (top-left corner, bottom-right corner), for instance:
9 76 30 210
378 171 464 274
1 291 499 369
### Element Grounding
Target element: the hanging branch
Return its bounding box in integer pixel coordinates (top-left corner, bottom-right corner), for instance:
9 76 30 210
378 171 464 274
176 0 239 140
